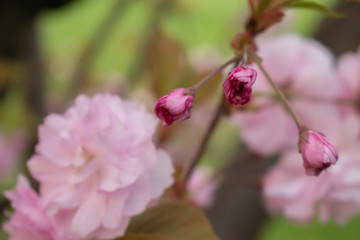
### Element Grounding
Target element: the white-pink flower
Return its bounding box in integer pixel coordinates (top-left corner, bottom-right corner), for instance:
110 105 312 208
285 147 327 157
232 34 340 155
188 167 217 208
263 114 360 224
3 175 63 240
28 93 174 239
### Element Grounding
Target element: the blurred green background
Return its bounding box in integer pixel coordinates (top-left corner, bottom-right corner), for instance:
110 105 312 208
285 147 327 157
2 0 360 239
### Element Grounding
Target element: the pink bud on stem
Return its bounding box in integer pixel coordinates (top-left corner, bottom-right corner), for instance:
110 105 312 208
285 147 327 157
154 54 243 126
252 51 338 176
222 64 257 105
154 88 194 126
299 129 338 176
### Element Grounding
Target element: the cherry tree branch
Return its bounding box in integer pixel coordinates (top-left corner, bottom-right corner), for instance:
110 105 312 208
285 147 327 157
182 95 227 184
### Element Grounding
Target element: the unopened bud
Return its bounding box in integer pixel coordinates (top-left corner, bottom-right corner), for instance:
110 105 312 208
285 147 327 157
154 88 194 126
299 130 338 176
222 64 257 105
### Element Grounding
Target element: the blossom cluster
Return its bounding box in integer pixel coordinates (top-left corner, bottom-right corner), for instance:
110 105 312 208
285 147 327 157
230 34 360 224
4 94 174 240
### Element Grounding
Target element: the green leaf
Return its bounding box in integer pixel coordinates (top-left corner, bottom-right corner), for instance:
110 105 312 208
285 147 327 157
118 233 179 240
124 202 219 240
287 1 344 18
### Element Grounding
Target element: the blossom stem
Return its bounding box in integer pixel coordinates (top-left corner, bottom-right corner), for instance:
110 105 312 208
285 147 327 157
251 52 303 129
182 95 226 183
186 53 243 95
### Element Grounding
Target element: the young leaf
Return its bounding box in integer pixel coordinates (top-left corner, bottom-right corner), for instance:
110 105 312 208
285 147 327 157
144 30 194 97
123 202 219 240
287 1 344 18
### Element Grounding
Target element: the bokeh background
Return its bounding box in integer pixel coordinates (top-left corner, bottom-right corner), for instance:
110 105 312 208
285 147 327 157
1 0 360 239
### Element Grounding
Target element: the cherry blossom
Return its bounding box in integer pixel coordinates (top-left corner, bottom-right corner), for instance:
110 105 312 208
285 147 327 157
28 93 174 239
3 175 66 240
188 167 217 208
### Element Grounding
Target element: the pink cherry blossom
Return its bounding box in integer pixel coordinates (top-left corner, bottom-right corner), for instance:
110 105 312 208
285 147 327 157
154 88 194 126
299 130 338 176
28 93 174 239
231 34 340 155
222 65 257 105
3 175 65 240
337 47 360 99
263 114 360 224
318 114 360 224
188 167 217 208
262 151 326 223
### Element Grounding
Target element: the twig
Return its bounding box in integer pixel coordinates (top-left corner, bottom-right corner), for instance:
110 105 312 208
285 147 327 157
126 0 173 85
187 53 243 95
251 52 303 129
182 95 227 183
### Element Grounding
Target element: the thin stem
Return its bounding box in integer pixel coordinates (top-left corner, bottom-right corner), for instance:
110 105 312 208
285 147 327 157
251 53 303 129
182 95 226 183
186 53 243 95
24 23 45 119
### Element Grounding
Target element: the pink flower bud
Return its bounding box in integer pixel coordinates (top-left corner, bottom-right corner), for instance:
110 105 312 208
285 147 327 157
154 88 194 126
299 130 338 176
222 64 257 105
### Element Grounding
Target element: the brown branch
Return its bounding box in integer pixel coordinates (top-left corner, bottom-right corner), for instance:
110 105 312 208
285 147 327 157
126 0 173 87
24 23 45 119
182 95 227 183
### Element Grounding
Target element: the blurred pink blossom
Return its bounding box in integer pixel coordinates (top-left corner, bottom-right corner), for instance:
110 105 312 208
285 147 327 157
263 114 360 224
232 34 340 155
3 175 64 240
299 130 338 176
28 93 174 239
223 65 257 105
154 88 194 126
188 167 217 208
263 151 323 223
0 132 27 177
337 47 360 99
336 47 360 116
